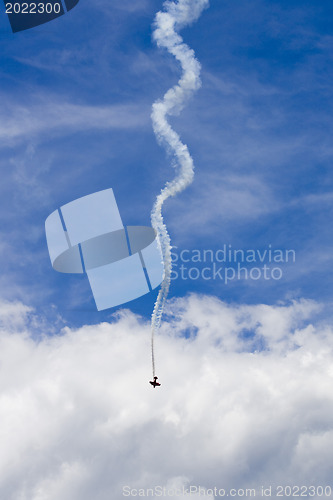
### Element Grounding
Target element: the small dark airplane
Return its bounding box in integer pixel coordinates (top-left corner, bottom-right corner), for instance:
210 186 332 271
149 376 161 388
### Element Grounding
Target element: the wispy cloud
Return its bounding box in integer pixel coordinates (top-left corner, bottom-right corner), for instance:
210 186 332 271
0 96 150 146
93 0 150 14
164 172 278 243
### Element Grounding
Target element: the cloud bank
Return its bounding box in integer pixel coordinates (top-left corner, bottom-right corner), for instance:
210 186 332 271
0 295 332 499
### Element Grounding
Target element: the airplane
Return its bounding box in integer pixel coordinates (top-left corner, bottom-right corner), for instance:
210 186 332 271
149 376 161 388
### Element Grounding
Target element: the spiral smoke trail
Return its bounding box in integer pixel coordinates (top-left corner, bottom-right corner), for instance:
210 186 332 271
150 0 209 377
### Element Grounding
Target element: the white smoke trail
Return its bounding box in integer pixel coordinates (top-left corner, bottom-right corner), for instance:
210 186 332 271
150 0 209 377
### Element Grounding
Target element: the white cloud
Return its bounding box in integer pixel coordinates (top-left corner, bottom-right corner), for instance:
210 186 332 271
0 300 33 331
0 295 332 499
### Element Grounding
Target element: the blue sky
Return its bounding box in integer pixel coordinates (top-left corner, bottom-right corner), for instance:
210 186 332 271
1 0 333 327
1 1 333 498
